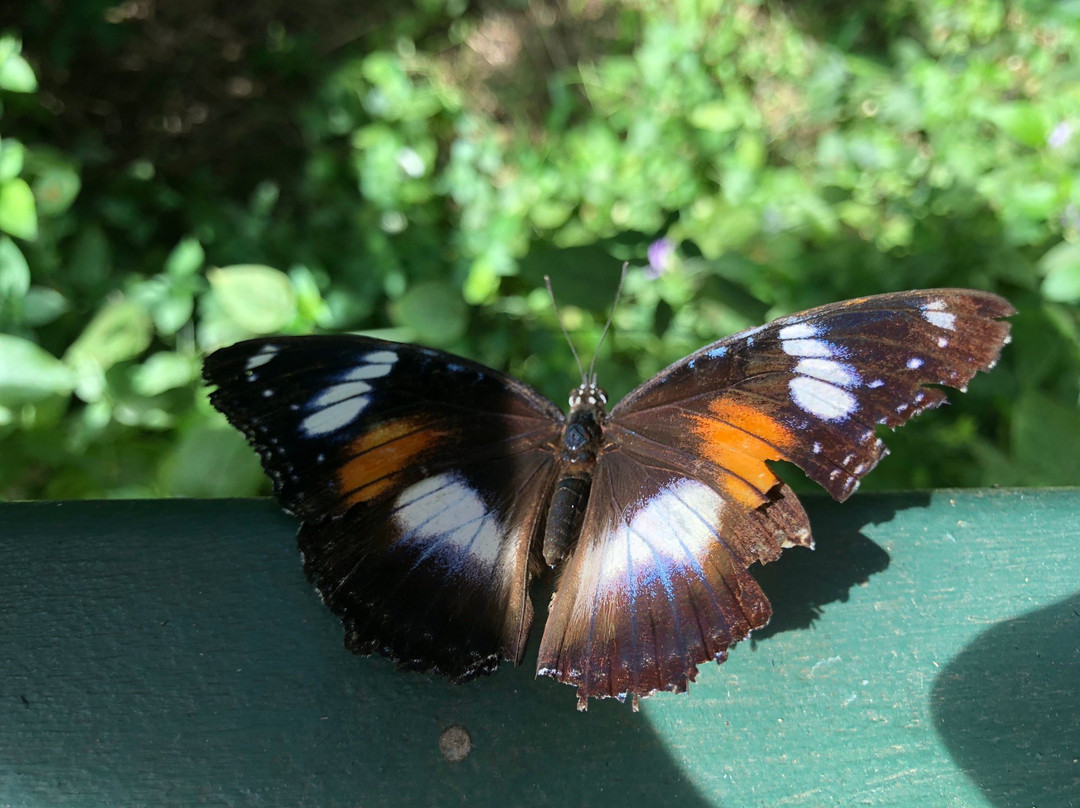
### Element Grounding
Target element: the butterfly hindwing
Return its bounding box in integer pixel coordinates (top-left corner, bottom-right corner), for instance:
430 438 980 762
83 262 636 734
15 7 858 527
203 335 564 680
537 450 812 706
298 448 559 680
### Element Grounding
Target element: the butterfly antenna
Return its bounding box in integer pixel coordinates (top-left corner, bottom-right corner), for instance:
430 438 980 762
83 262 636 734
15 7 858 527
545 275 587 384
586 262 628 385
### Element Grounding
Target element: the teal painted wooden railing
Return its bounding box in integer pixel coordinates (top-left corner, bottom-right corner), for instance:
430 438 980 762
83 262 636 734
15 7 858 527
2 489 1077 806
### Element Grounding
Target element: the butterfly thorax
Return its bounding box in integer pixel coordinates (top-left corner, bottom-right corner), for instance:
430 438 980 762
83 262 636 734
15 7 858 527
541 383 607 568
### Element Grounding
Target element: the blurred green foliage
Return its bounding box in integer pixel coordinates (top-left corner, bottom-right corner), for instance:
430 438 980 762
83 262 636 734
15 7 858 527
1 0 1078 500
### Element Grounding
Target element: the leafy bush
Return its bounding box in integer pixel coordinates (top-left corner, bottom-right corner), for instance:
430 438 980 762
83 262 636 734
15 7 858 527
1 0 1078 500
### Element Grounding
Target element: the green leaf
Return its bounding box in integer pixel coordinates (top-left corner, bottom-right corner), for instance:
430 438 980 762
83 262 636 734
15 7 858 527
0 235 29 297
986 102 1050 148
22 286 68 326
1011 391 1080 485
64 299 154 370
0 178 38 240
208 264 297 334
688 101 740 132
165 237 205 278
460 262 501 306
0 139 25 182
131 352 197 396
0 36 37 93
32 163 81 216
1039 242 1080 303
152 288 195 336
0 334 75 405
161 423 265 497
391 279 468 345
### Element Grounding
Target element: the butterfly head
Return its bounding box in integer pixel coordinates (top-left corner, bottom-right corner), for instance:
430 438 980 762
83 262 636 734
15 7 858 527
568 382 608 416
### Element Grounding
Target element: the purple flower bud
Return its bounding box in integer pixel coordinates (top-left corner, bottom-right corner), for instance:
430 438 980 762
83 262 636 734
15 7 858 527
646 238 675 279
1048 122 1073 150
1061 203 1080 232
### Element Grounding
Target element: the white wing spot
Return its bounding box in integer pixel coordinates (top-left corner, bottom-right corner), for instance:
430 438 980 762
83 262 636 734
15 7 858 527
924 310 957 330
311 380 373 409
789 377 858 421
245 345 278 370
795 358 860 388
782 339 837 358
778 322 818 340
365 350 399 365
394 473 502 569
596 480 723 595
923 299 946 311
344 364 394 381
868 379 884 389
907 357 924 370
937 336 949 348
300 397 369 436
812 441 822 454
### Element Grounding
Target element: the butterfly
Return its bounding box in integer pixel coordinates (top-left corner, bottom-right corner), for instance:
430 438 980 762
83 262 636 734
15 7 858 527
203 286 1013 710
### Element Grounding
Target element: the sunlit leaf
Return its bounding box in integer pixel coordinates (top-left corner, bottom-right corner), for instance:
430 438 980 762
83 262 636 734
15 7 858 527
0 178 37 240
165 237 204 278
64 298 153 370
0 36 37 93
131 351 198 396
0 139 25 182
208 264 297 334
0 334 75 405
985 102 1050 149
0 235 29 297
688 101 739 132
1039 242 1080 303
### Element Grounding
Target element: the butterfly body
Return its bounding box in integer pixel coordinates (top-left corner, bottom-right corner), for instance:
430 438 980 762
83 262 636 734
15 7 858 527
204 288 1013 709
543 383 607 567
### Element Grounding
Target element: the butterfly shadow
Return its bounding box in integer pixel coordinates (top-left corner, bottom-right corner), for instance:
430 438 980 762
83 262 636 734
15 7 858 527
747 491 929 645
930 591 1080 808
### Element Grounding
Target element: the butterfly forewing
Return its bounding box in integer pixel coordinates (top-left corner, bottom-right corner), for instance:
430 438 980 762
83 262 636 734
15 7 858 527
203 335 564 680
611 290 1014 502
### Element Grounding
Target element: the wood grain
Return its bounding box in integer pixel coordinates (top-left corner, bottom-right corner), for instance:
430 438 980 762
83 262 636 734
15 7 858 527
2 490 1077 807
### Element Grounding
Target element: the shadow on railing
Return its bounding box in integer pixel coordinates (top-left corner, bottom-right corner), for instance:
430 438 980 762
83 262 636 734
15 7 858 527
932 592 1080 808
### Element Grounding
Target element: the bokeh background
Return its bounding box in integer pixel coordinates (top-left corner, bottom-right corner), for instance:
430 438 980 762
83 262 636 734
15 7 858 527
1 0 1078 500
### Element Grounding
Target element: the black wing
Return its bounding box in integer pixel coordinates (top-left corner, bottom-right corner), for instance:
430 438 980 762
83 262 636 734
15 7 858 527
204 336 564 681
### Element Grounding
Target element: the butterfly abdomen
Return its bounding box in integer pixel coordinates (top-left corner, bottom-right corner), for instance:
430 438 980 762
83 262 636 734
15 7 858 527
543 477 591 567
542 386 607 567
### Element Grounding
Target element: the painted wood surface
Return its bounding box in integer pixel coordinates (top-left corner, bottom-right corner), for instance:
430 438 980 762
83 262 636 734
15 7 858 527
2 489 1077 807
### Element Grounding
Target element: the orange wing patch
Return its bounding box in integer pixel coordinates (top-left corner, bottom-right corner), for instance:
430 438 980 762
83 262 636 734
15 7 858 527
691 398 794 508
338 418 447 506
